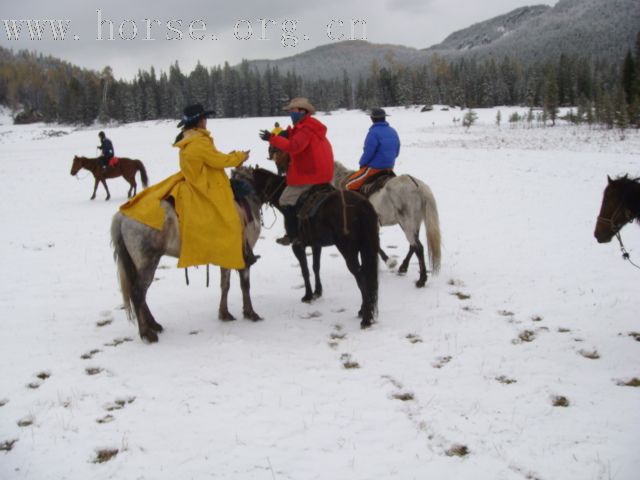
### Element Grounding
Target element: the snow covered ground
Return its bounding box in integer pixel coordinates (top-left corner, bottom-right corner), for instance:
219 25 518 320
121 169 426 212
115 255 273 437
0 106 639 480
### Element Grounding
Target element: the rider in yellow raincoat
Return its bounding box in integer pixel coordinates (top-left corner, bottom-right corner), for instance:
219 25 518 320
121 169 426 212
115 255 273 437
119 104 251 269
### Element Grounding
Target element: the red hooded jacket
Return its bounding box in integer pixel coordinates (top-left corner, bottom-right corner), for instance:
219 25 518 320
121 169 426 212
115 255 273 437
269 115 334 186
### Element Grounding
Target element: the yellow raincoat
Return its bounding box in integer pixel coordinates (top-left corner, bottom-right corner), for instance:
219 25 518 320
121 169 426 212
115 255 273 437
119 128 246 269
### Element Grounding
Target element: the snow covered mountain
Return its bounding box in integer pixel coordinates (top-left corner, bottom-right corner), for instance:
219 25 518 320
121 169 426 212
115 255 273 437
423 0 640 64
243 0 639 79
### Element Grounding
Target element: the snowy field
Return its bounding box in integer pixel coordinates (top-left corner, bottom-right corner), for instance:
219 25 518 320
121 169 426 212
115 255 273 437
0 106 639 480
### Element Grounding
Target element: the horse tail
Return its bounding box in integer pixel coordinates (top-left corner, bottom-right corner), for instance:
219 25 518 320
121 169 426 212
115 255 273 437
418 181 441 274
360 200 380 314
110 213 138 324
136 160 149 188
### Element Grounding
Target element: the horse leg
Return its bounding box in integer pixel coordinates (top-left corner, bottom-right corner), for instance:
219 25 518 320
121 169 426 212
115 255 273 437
91 178 99 200
130 255 162 342
292 243 314 303
218 268 235 321
126 174 137 198
311 245 323 299
413 237 428 288
379 248 398 269
398 246 415 274
336 242 373 328
239 268 262 321
101 179 111 201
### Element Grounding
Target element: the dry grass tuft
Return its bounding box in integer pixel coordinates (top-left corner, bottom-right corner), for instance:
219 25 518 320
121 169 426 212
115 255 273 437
495 375 517 385
340 353 360 369
446 444 469 457
17 416 34 427
0 439 18 452
451 291 471 300
96 415 115 424
93 449 118 464
406 334 423 344
85 367 104 376
552 395 570 407
392 392 415 401
617 378 640 387
513 330 536 344
96 319 113 327
80 349 101 360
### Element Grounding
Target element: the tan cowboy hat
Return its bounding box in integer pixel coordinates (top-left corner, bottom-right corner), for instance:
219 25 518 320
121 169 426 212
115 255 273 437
283 97 316 115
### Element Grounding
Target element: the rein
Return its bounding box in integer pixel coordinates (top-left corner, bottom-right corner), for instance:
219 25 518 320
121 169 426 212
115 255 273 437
615 232 640 270
74 170 91 181
599 199 640 270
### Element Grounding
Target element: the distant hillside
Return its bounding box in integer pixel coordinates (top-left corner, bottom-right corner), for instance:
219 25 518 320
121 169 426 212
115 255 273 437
245 41 420 81
422 0 640 64
242 0 640 79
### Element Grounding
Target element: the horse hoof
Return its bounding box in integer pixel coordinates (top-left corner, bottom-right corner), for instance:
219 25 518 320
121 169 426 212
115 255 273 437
415 279 427 288
312 291 322 300
150 322 164 332
301 295 313 303
360 320 372 329
398 267 408 275
244 312 263 322
141 331 159 343
219 312 236 322
386 258 398 269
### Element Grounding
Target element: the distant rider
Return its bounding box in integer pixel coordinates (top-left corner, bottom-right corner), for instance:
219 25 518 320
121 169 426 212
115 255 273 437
97 131 114 169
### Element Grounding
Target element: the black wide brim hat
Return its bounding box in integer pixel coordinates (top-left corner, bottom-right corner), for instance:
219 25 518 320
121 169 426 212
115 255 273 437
369 108 389 119
177 104 216 127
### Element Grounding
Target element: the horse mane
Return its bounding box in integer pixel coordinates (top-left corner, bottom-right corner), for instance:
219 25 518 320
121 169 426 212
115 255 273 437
613 174 640 184
331 161 353 189
611 174 640 223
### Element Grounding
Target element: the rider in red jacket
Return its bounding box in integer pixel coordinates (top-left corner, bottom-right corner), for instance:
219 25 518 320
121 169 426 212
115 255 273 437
260 97 334 245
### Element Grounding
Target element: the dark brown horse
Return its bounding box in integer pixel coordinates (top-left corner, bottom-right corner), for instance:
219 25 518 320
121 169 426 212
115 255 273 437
594 175 640 243
70 155 148 200
244 165 380 328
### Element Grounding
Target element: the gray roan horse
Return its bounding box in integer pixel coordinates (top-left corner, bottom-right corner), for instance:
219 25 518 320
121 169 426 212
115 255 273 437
332 161 441 287
110 177 262 343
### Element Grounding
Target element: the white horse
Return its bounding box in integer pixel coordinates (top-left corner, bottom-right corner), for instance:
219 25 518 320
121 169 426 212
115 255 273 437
332 161 441 287
110 175 262 343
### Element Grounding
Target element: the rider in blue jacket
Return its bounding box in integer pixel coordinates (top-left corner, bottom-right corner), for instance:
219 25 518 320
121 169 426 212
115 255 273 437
346 108 400 190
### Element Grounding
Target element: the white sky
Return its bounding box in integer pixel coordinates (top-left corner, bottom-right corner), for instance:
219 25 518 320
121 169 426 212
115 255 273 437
0 0 556 80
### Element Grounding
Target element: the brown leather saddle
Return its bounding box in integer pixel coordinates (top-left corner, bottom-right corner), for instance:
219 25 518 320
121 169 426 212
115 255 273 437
359 170 396 198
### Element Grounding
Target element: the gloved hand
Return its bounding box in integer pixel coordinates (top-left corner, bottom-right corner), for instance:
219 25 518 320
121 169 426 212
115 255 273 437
259 130 272 141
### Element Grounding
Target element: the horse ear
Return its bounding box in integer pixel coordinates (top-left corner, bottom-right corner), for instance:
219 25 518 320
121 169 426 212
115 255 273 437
607 175 613 184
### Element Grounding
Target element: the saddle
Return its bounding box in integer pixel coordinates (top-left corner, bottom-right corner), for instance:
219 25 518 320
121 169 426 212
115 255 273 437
231 178 256 224
359 170 396 198
108 156 119 167
295 184 336 244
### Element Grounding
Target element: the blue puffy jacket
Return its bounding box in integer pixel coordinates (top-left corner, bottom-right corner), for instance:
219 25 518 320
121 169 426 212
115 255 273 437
359 121 400 169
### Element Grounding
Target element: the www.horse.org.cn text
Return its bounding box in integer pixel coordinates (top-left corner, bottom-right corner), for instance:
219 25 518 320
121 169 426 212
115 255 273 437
1 11 367 47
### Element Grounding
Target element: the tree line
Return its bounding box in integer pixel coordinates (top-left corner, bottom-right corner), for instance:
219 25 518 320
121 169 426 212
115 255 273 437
0 33 638 128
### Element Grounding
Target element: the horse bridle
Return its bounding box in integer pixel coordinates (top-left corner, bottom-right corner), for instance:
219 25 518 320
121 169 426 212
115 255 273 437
597 200 640 270
596 201 634 235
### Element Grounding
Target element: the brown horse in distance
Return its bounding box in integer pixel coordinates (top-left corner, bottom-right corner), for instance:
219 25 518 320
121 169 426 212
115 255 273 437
70 155 148 200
